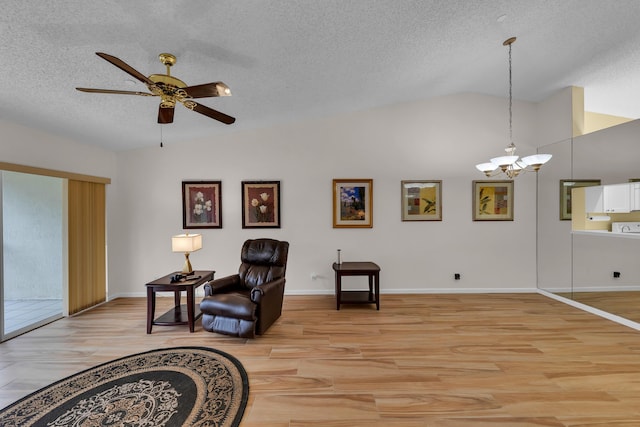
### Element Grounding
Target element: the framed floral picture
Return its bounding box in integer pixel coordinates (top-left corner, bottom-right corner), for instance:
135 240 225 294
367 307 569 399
241 181 281 228
401 180 442 221
182 181 222 229
559 179 601 220
333 179 373 228
472 180 514 221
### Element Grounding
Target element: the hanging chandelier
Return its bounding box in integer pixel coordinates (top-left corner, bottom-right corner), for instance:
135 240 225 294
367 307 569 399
476 37 552 178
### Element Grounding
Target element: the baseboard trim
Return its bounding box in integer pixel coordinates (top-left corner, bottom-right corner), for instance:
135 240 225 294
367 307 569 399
284 287 538 296
537 289 640 331
109 287 538 300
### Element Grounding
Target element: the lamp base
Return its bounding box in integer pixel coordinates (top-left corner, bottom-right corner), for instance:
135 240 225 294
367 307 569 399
181 253 195 275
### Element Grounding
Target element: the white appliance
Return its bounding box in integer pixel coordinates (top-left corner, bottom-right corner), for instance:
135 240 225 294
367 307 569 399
611 222 640 233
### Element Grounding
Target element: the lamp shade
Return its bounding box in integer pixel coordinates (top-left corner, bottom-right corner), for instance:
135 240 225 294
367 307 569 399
171 233 202 253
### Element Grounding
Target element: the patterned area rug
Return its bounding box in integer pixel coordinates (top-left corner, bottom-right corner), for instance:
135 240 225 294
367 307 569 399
0 346 249 427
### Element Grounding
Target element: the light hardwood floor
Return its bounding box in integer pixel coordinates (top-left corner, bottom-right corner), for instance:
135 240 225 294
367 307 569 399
2 293 640 426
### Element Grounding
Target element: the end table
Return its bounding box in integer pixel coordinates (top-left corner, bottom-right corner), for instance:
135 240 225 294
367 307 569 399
332 262 380 310
146 270 215 333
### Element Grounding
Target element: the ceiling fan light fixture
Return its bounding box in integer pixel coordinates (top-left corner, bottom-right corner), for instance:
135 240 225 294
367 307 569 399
216 82 232 96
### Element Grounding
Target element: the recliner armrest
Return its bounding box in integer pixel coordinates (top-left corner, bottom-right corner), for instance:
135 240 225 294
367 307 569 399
204 274 241 296
251 277 285 303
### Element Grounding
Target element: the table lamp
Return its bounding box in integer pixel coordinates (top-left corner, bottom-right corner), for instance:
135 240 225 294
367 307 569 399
171 233 202 275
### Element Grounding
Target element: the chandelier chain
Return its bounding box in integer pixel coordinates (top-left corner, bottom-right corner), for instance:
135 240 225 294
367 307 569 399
508 41 513 144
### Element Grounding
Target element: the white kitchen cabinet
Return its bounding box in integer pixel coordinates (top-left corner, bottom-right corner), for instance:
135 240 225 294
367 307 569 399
584 185 604 213
584 183 638 213
633 183 640 211
603 183 632 213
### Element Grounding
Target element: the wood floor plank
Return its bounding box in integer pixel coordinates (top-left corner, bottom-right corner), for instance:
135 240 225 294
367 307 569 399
2 293 640 426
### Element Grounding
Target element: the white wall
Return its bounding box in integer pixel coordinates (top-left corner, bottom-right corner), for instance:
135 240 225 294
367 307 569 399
109 93 539 297
535 86 575 144
0 120 117 179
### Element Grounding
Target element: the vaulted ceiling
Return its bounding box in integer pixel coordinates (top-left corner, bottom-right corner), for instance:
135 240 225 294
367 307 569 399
2 0 640 151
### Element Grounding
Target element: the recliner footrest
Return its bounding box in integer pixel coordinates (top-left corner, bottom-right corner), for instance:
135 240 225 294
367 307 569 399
200 294 256 321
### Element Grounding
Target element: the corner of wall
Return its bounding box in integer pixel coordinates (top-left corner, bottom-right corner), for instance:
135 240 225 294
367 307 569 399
535 86 577 146
571 86 585 137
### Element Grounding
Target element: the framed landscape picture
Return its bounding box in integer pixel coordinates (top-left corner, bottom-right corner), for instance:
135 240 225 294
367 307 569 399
333 179 373 228
182 181 222 229
241 180 281 228
472 180 514 221
401 180 442 221
559 179 601 220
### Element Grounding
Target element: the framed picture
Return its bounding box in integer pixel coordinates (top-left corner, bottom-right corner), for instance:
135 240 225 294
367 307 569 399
559 179 601 220
241 181 281 228
182 181 222 229
333 179 373 228
401 180 442 221
472 180 514 221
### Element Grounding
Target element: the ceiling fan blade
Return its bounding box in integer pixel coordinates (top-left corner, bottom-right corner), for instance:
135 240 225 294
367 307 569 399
158 105 175 124
95 52 155 86
76 87 153 96
190 102 236 125
183 82 232 99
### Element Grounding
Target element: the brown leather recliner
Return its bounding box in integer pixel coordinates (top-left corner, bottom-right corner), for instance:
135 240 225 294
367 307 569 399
200 238 289 338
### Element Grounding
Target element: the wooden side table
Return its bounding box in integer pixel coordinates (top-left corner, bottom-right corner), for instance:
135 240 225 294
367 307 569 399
145 270 215 333
332 262 380 310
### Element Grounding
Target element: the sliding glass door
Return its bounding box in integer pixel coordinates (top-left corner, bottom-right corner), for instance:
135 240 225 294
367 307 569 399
1 171 64 342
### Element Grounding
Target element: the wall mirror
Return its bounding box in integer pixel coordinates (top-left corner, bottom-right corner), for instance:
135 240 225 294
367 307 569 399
537 120 640 325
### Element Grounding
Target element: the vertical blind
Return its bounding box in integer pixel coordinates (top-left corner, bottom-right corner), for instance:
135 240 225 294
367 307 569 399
68 180 106 314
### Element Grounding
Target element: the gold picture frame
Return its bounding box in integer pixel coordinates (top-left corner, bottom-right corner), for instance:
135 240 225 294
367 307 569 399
559 179 601 220
472 180 514 221
401 180 442 221
333 179 373 228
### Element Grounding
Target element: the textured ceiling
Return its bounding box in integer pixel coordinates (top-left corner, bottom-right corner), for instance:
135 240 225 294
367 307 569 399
2 0 640 151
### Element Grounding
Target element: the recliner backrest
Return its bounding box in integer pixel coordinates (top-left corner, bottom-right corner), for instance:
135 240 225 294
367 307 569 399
238 239 289 289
